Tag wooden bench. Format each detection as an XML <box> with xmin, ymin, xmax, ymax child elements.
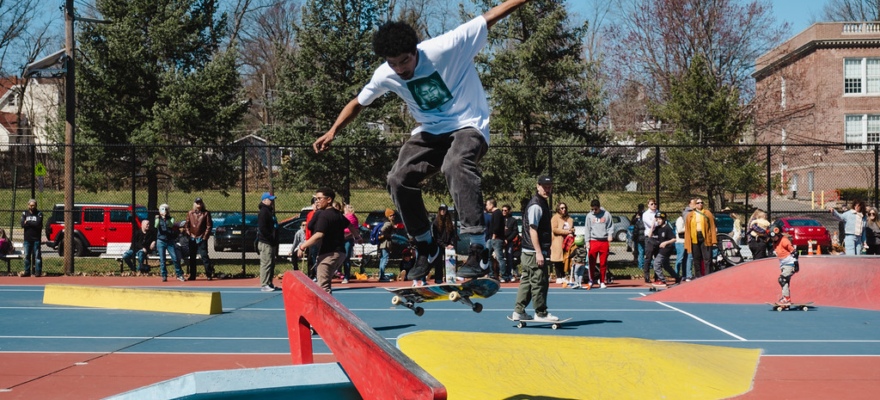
<box><xmin>1</xmin><ymin>242</ymin><xmax>24</xmax><ymax>273</ymax></box>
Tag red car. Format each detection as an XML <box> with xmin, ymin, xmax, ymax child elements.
<box><xmin>777</xmin><ymin>217</ymin><xmax>831</xmax><ymax>252</ymax></box>
<box><xmin>45</xmin><ymin>203</ymin><xmax>148</xmax><ymax>256</ymax></box>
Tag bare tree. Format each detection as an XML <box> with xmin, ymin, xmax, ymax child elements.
<box><xmin>820</xmin><ymin>0</ymin><xmax>880</xmax><ymax>21</ymax></box>
<box><xmin>604</xmin><ymin>0</ymin><xmax>790</xmax><ymax>103</ymax></box>
<box><xmin>0</xmin><ymin>0</ymin><xmax>39</xmax><ymax>77</ymax></box>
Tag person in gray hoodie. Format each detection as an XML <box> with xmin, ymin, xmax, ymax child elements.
<box><xmin>585</xmin><ymin>199</ymin><xmax>614</xmax><ymax>288</ymax></box>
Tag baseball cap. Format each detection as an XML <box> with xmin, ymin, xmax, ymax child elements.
<box><xmin>538</xmin><ymin>175</ymin><xmax>552</xmax><ymax>185</ymax></box>
<box><xmin>385</xmin><ymin>208</ymin><xmax>396</xmax><ymax>218</ymax></box>
<box><xmin>261</xmin><ymin>192</ymin><xmax>276</xmax><ymax>201</ymax></box>
<box><xmin>194</xmin><ymin>197</ymin><xmax>203</xmax><ymax>203</ymax></box>
<box><xmin>439</xmin><ymin>204</ymin><xmax>448</xmax><ymax>210</ymax></box>
<box><xmin>656</xmin><ymin>212</ymin><xmax>667</xmax><ymax>220</ymax></box>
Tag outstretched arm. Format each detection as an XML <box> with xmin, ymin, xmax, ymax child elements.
<box><xmin>483</xmin><ymin>0</ymin><xmax>531</xmax><ymax>29</ymax></box>
<box><xmin>313</xmin><ymin>98</ymin><xmax>365</xmax><ymax>153</ymax></box>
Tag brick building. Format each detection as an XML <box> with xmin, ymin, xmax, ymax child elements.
<box><xmin>753</xmin><ymin>22</ymin><xmax>880</xmax><ymax>199</ymax></box>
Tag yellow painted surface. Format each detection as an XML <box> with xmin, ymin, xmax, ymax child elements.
<box><xmin>398</xmin><ymin>331</ymin><xmax>760</xmax><ymax>400</ymax></box>
<box><xmin>43</xmin><ymin>284</ymin><xmax>222</xmax><ymax>315</ymax></box>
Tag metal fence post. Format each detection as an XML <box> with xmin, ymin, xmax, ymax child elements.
<box><xmin>654</xmin><ymin>145</ymin><xmax>660</xmax><ymax>205</ymax></box>
<box><xmin>766</xmin><ymin>145</ymin><xmax>772</xmax><ymax>220</ymax></box>
<box><xmin>344</xmin><ymin>146</ymin><xmax>351</xmax><ymax>204</ymax></box>
<box><xmin>875</xmin><ymin>144</ymin><xmax>879</xmax><ymax>210</ymax></box>
<box><xmin>547</xmin><ymin>146</ymin><xmax>553</xmax><ymax>208</ymax></box>
<box><xmin>131</xmin><ymin>146</ymin><xmax>136</xmax><ymax>208</ymax></box>
<box><xmin>30</xmin><ymin>143</ymin><xmax>35</xmax><ymax>199</ymax></box>
<box><xmin>241</xmin><ymin>145</ymin><xmax>247</xmax><ymax>276</ymax></box>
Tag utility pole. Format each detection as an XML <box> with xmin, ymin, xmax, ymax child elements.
<box><xmin>63</xmin><ymin>0</ymin><xmax>76</xmax><ymax>275</ymax></box>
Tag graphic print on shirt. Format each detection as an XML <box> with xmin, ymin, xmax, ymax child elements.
<box><xmin>406</xmin><ymin>71</ymin><xmax>453</xmax><ymax>111</ymax></box>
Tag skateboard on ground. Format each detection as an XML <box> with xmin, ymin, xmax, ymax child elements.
<box><xmin>386</xmin><ymin>278</ymin><xmax>500</xmax><ymax>316</ymax></box>
<box><xmin>765</xmin><ymin>301</ymin><xmax>814</xmax><ymax>311</ymax></box>
<box><xmin>647</xmin><ymin>282</ymin><xmax>678</xmax><ymax>291</ymax></box>
<box><xmin>506</xmin><ymin>316</ymin><xmax>572</xmax><ymax>330</ymax></box>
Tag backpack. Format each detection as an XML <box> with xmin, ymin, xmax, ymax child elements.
<box><xmin>369</xmin><ymin>224</ymin><xmax>384</xmax><ymax>245</ymax></box>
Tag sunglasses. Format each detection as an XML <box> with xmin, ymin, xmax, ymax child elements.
<box><xmin>696</xmin><ymin>202</ymin><xmax>704</xmax><ymax>204</ymax></box>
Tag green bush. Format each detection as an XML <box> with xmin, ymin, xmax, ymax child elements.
<box><xmin>837</xmin><ymin>188</ymin><xmax>875</xmax><ymax>202</ymax></box>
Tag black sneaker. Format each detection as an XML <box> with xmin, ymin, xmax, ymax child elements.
<box><xmin>408</xmin><ymin>241</ymin><xmax>441</xmax><ymax>281</ymax></box>
<box><xmin>457</xmin><ymin>244</ymin><xmax>490</xmax><ymax>279</ymax></box>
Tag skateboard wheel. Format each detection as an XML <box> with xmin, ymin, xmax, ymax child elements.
<box><xmin>414</xmin><ymin>307</ymin><xmax>424</xmax><ymax>317</ymax></box>
<box><xmin>802</xmin><ymin>306</ymin><xmax>809</xmax><ymax>311</ymax></box>
<box><xmin>776</xmin><ymin>307</ymin><xmax>783</xmax><ymax>312</ymax></box>
<box><xmin>472</xmin><ymin>302</ymin><xmax>483</xmax><ymax>313</ymax></box>
<box><xmin>391</xmin><ymin>296</ymin><xmax>402</xmax><ymax>306</ymax></box>
<box><xmin>552</xmin><ymin>324</ymin><xmax>559</xmax><ymax>330</ymax></box>
<box><xmin>517</xmin><ymin>322</ymin><xmax>525</xmax><ymax>328</ymax></box>
<box><xmin>449</xmin><ymin>291</ymin><xmax>461</xmax><ymax>302</ymax></box>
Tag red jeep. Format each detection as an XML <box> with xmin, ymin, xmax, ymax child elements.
<box><xmin>45</xmin><ymin>203</ymin><xmax>148</xmax><ymax>256</ymax></box>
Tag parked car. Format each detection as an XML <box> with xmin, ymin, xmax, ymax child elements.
<box><xmin>777</xmin><ymin>217</ymin><xmax>832</xmax><ymax>250</ymax></box>
<box><xmin>360</xmin><ymin>209</ymin><xmax>406</xmax><ymax>238</ymax></box>
<box><xmin>611</xmin><ymin>215</ymin><xmax>631</xmax><ymax>242</ymax></box>
<box><xmin>213</xmin><ymin>214</ymin><xmax>259</xmax><ymax>252</ymax></box>
<box><xmin>210</xmin><ymin>211</ymin><xmax>233</xmax><ymax>234</ymax></box>
<box><xmin>45</xmin><ymin>203</ymin><xmax>148</xmax><ymax>256</ymax></box>
<box><xmin>277</xmin><ymin>216</ymin><xmax>307</xmax><ymax>245</ymax></box>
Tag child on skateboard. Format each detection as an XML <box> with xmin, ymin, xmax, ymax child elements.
<box><xmin>568</xmin><ymin>235</ymin><xmax>588</xmax><ymax>289</ymax></box>
<box><xmin>770</xmin><ymin>222</ymin><xmax>797</xmax><ymax>305</ymax></box>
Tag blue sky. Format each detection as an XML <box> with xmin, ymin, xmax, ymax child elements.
<box><xmin>567</xmin><ymin>0</ymin><xmax>828</xmax><ymax>39</ymax></box>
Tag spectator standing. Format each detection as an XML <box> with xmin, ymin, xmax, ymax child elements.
<box><xmin>257</xmin><ymin>192</ymin><xmax>279</xmax><ymax>292</ymax></box>
<box><xmin>378</xmin><ymin>209</ymin><xmax>397</xmax><ymax>282</ymax></box>
<box><xmin>123</xmin><ymin>220</ymin><xmax>154</xmax><ymax>273</ymax></box>
<box><xmin>431</xmin><ymin>204</ymin><xmax>458</xmax><ymax>283</ymax></box>
<box><xmin>746</xmin><ymin>209</ymin><xmax>771</xmax><ymax>260</ymax></box>
<box><xmin>174</xmin><ymin>222</ymin><xmax>190</xmax><ymax>264</ymax></box>
<box><xmin>641</xmin><ymin>199</ymin><xmax>660</xmax><ymax>283</ymax></box>
<box><xmin>296</xmin><ymin>188</ymin><xmax>361</xmax><ymax>294</ymax></box>
<box><xmin>342</xmin><ymin>204</ymin><xmax>359</xmax><ymax>284</ymax></box>
<box><xmin>585</xmin><ymin>199</ymin><xmax>614</xmax><ymax>288</ymax></box>
<box><xmin>290</xmin><ymin>220</ymin><xmax>307</xmax><ymax>271</ymax></box>
<box><xmin>550</xmin><ymin>202</ymin><xmax>574</xmax><ymax>284</ymax></box>
<box><xmin>674</xmin><ymin>212</ymin><xmax>692</xmax><ymax>281</ymax></box>
<box><xmin>486</xmin><ymin>199</ymin><xmax>505</xmax><ymax>281</ymax></box>
<box><xmin>20</xmin><ymin>199</ymin><xmax>43</xmax><ymax>277</ymax></box>
<box><xmin>730</xmin><ymin>212</ymin><xmax>743</xmax><ymax>245</ymax></box>
<box><xmin>312</xmin><ymin>0</ymin><xmax>538</xmax><ymax>283</ymax></box>
<box><xmin>684</xmin><ymin>198</ymin><xmax>717</xmax><ymax>277</ymax></box>
<box><xmin>650</xmin><ymin>212</ymin><xmax>679</xmax><ymax>285</ymax></box>
<box><xmin>0</xmin><ymin>228</ymin><xmax>12</xmax><ymax>255</ymax></box>
<box><xmin>865</xmin><ymin>208</ymin><xmax>880</xmax><ymax>255</ymax></box>
<box><xmin>155</xmin><ymin>204</ymin><xmax>184</xmax><ymax>282</ymax></box>
<box><xmin>512</xmin><ymin>176</ymin><xmax>559</xmax><ymax>322</ymax></box>
<box><xmin>830</xmin><ymin>200</ymin><xmax>867</xmax><ymax>255</ymax></box>
<box><xmin>501</xmin><ymin>204</ymin><xmax>519</xmax><ymax>282</ymax></box>
<box><xmin>185</xmin><ymin>198</ymin><xmax>213</xmax><ymax>280</ymax></box>
<box><xmin>631</xmin><ymin>204</ymin><xmax>645</xmax><ymax>269</ymax></box>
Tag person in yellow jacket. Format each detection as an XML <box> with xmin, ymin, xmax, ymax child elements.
<box><xmin>684</xmin><ymin>198</ymin><xmax>717</xmax><ymax>278</ymax></box>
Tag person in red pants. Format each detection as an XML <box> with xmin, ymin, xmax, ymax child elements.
<box><xmin>585</xmin><ymin>199</ymin><xmax>614</xmax><ymax>288</ymax></box>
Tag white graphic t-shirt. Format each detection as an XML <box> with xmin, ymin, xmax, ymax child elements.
<box><xmin>357</xmin><ymin>16</ymin><xmax>491</xmax><ymax>144</ymax></box>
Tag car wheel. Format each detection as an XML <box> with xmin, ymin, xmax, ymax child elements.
<box><xmin>615</xmin><ymin>230</ymin><xmax>627</xmax><ymax>242</ymax></box>
<box><xmin>73</xmin><ymin>238</ymin><xmax>87</xmax><ymax>257</ymax></box>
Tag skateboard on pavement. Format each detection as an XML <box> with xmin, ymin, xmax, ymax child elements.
<box><xmin>765</xmin><ymin>301</ymin><xmax>814</xmax><ymax>311</ymax></box>
<box><xmin>506</xmin><ymin>316</ymin><xmax>572</xmax><ymax>330</ymax></box>
<box><xmin>386</xmin><ymin>278</ymin><xmax>500</xmax><ymax>316</ymax></box>
<box><xmin>648</xmin><ymin>282</ymin><xmax>678</xmax><ymax>291</ymax></box>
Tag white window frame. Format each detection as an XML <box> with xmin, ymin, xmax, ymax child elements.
<box><xmin>844</xmin><ymin>58</ymin><xmax>880</xmax><ymax>96</ymax></box>
<box><xmin>844</xmin><ymin>114</ymin><xmax>880</xmax><ymax>151</ymax></box>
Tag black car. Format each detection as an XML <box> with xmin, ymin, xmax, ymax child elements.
<box><xmin>277</xmin><ymin>216</ymin><xmax>307</xmax><ymax>245</ymax></box>
<box><xmin>360</xmin><ymin>209</ymin><xmax>407</xmax><ymax>238</ymax></box>
<box><xmin>214</xmin><ymin>214</ymin><xmax>259</xmax><ymax>252</ymax></box>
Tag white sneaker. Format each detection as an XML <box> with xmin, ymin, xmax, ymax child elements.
<box><xmin>555</xmin><ymin>278</ymin><xmax>565</xmax><ymax>284</ymax></box>
<box><xmin>511</xmin><ymin>311</ymin><xmax>533</xmax><ymax>321</ymax></box>
<box><xmin>535</xmin><ymin>313</ymin><xmax>559</xmax><ymax>322</ymax></box>
<box><xmin>261</xmin><ymin>285</ymin><xmax>276</xmax><ymax>292</ymax></box>
<box><xmin>341</xmin><ymin>279</ymin><xmax>349</xmax><ymax>284</ymax></box>
<box><xmin>600</xmin><ymin>282</ymin><xmax>607</xmax><ymax>289</ymax></box>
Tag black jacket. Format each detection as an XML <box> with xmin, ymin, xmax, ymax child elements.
<box><xmin>489</xmin><ymin>209</ymin><xmax>504</xmax><ymax>239</ymax></box>
<box><xmin>131</xmin><ymin>225</ymin><xmax>155</xmax><ymax>252</ymax></box>
<box><xmin>521</xmin><ymin>194</ymin><xmax>551</xmax><ymax>252</ymax></box>
<box><xmin>257</xmin><ymin>202</ymin><xmax>277</xmax><ymax>246</ymax></box>
<box><xmin>504</xmin><ymin>215</ymin><xmax>518</xmax><ymax>242</ymax></box>
<box><xmin>20</xmin><ymin>209</ymin><xmax>43</xmax><ymax>242</ymax></box>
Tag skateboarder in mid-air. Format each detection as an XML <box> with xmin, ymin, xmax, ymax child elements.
<box><xmin>770</xmin><ymin>222</ymin><xmax>797</xmax><ymax>305</ymax></box>
<box><xmin>312</xmin><ymin>0</ymin><xmax>535</xmax><ymax>283</ymax></box>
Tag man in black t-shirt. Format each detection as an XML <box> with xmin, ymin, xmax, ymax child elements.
<box><xmin>650</xmin><ymin>212</ymin><xmax>679</xmax><ymax>285</ymax></box>
<box><xmin>297</xmin><ymin>188</ymin><xmax>362</xmax><ymax>294</ymax></box>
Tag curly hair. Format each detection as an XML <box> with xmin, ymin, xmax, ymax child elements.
<box><xmin>373</xmin><ymin>21</ymin><xmax>419</xmax><ymax>58</ymax></box>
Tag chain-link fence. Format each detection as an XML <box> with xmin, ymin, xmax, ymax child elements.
<box><xmin>1</xmin><ymin>142</ymin><xmax>877</xmax><ymax>278</ymax></box>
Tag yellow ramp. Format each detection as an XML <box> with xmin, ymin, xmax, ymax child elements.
<box><xmin>398</xmin><ymin>331</ymin><xmax>760</xmax><ymax>400</ymax></box>
<box><xmin>43</xmin><ymin>284</ymin><xmax>222</xmax><ymax>315</ymax></box>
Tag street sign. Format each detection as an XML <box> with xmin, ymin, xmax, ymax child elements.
<box><xmin>35</xmin><ymin>162</ymin><xmax>47</xmax><ymax>177</ymax></box>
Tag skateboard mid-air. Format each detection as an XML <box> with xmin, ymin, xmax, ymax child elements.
<box><xmin>766</xmin><ymin>301</ymin><xmax>814</xmax><ymax>311</ymax></box>
<box><xmin>387</xmin><ymin>278</ymin><xmax>500</xmax><ymax>316</ymax></box>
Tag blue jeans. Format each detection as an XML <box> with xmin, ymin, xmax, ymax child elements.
<box><xmin>157</xmin><ymin>239</ymin><xmax>183</xmax><ymax>278</ymax></box>
<box><xmin>122</xmin><ymin>249</ymin><xmax>147</xmax><ymax>272</ymax></box>
<box><xmin>487</xmin><ymin>238</ymin><xmax>505</xmax><ymax>278</ymax></box>
<box><xmin>343</xmin><ymin>238</ymin><xmax>354</xmax><ymax>278</ymax></box>
<box><xmin>635</xmin><ymin>241</ymin><xmax>645</xmax><ymax>270</ymax></box>
<box><xmin>378</xmin><ymin>248</ymin><xmax>390</xmax><ymax>279</ymax></box>
<box><xmin>674</xmin><ymin>243</ymin><xmax>693</xmax><ymax>278</ymax></box>
<box><xmin>23</xmin><ymin>241</ymin><xmax>42</xmax><ymax>276</ymax></box>
<box><xmin>844</xmin><ymin>234</ymin><xmax>863</xmax><ymax>255</ymax></box>
<box><xmin>504</xmin><ymin>242</ymin><xmax>517</xmax><ymax>280</ymax></box>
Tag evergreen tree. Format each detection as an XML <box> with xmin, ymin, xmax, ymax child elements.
<box><xmin>68</xmin><ymin>0</ymin><xmax>247</xmax><ymax>211</ymax></box>
<box><xmin>271</xmin><ymin>0</ymin><xmax>401</xmax><ymax>200</ymax></box>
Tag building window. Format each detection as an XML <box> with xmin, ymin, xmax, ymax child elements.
<box><xmin>844</xmin><ymin>58</ymin><xmax>880</xmax><ymax>95</ymax></box>
<box><xmin>845</xmin><ymin>114</ymin><xmax>880</xmax><ymax>150</ymax></box>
